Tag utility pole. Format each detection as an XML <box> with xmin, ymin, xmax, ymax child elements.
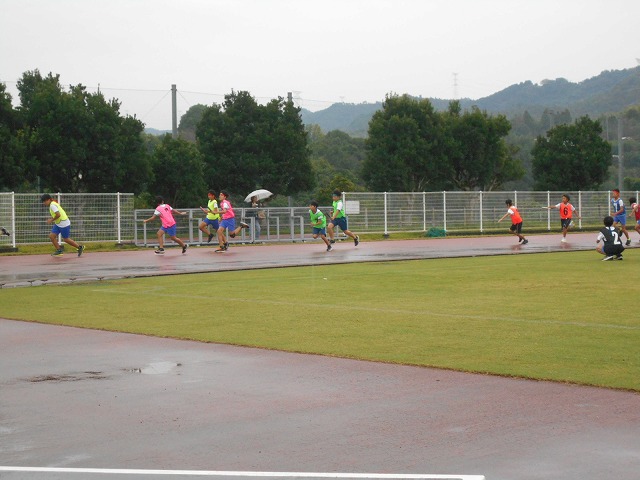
<box><xmin>453</xmin><ymin>73</ymin><xmax>458</xmax><ymax>100</ymax></box>
<box><xmin>171</xmin><ymin>84</ymin><xmax>178</xmax><ymax>138</ymax></box>
<box><xmin>617</xmin><ymin>117</ymin><xmax>624</xmax><ymax>189</ymax></box>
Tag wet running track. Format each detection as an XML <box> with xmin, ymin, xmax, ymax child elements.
<box><xmin>0</xmin><ymin>232</ymin><xmax>616</xmax><ymax>288</ymax></box>
<box><xmin>1</xmin><ymin>234</ymin><xmax>639</xmax><ymax>480</ymax></box>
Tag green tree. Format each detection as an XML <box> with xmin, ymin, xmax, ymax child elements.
<box><xmin>532</xmin><ymin>116</ymin><xmax>611</xmax><ymax>190</ymax></box>
<box><xmin>18</xmin><ymin>73</ymin><xmax>88</xmax><ymax>191</ymax></box>
<box><xmin>363</xmin><ymin>94</ymin><xmax>451</xmax><ymax>192</ymax></box>
<box><xmin>15</xmin><ymin>70</ymin><xmax>151</xmax><ymax>193</ymax></box>
<box><xmin>178</xmin><ymin>104</ymin><xmax>207</xmax><ymax>142</ymax></box>
<box><xmin>80</xmin><ymin>88</ymin><xmax>150</xmax><ymax>193</ymax></box>
<box><xmin>196</xmin><ymin>91</ymin><xmax>313</xmax><ymax>196</ymax></box>
<box><xmin>114</xmin><ymin>116</ymin><xmax>153</xmax><ymax>194</ymax></box>
<box><xmin>314</xmin><ymin>173</ymin><xmax>360</xmax><ymax>205</ymax></box>
<box><xmin>446</xmin><ymin>104</ymin><xmax>523</xmax><ymax>191</ymax></box>
<box><xmin>0</xmin><ymin>83</ymin><xmax>26</xmax><ymax>190</ymax></box>
<box><xmin>149</xmin><ymin>134</ymin><xmax>206</xmax><ymax>206</ymax></box>
<box><xmin>311</xmin><ymin>129</ymin><xmax>366</xmax><ymax>174</ymax></box>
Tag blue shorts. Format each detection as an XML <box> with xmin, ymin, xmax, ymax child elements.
<box><xmin>312</xmin><ymin>227</ymin><xmax>326</xmax><ymax>236</ymax></box>
<box><xmin>613</xmin><ymin>214</ymin><xmax>626</xmax><ymax>226</ymax></box>
<box><xmin>161</xmin><ymin>224</ymin><xmax>177</xmax><ymax>236</ymax></box>
<box><xmin>202</xmin><ymin>218</ymin><xmax>219</xmax><ymax>229</ymax></box>
<box><xmin>220</xmin><ymin>218</ymin><xmax>236</xmax><ymax>231</ymax></box>
<box><xmin>51</xmin><ymin>224</ymin><xmax>71</xmax><ymax>239</ymax></box>
<box><xmin>330</xmin><ymin>216</ymin><xmax>348</xmax><ymax>231</ymax></box>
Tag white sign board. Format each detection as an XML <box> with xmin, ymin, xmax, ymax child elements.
<box><xmin>345</xmin><ymin>200</ymin><xmax>360</xmax><ymax>215</ymax></box>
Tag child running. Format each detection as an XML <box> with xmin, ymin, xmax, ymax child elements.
<box><xmin>327</xmin><ymin>190</ymin><xmax>359</xmax><ymax>246</ymax></box>
<box><xmin>629</xmin><ymin>197</ymin><xmax>640</xmax><ymax>242</ymax></box>
<box><xmin>143</xmin><ymin>196</ymin><xmax>188</xmax><ymax>255</ymax></box>
<box><xmin>498</xmin><ymin>199</ymin><xmax>528</xmax><ymax>244</ymax></box>
<box><xmin>199</xmin><ymin>190</ymin><xmax>220</xmax><ymax>243</ymax></box>
<box><xmin>545</xmin><ymin>194</ymin><xmax>581</xmax><ymax>243</ymax></box>
<box><xmin>41</xmin><ymin>194</ymin><xmax>85</xmax><ymax>257</ymax></box>
<box><xmin>309</xmin><ymin>201</ymin><xmax>332</xmax><ymax>252</ymax></box>
<box><xmin>215</xmin><ymin>191</ymin><xmax>249</xmax><ymax>252</ymax></box>
<box><xmin>611</xmin><ymin>189</ymin><xmax>631</xmax><ymax>246</ymax></box>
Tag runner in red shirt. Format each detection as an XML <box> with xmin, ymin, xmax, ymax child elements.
<box><xmin>545</xmin><ymin>194</ymin><xmax>581</xmax><ymax>243</ymax></box>
<box><xmin>498</xmin><ymin>199</ymin><xmax>528</xmax><ymax>245</ymax></box>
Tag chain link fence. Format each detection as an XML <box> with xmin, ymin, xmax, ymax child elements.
<box><xmin>2</xmin><ymin>190</ymin><xmax>639</xmax><ymax>247</ymax></box>
<box><xmin>343</xmin><ymin>191</ymin><xmax>640</xmax><ymax>235</ymax></box>
<box><xmin>0</xmin><ymin>192</ymin><xmax>134</xmax><ymax>248</ymax></box>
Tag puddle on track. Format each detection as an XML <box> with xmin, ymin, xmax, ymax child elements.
<box><xmin>125</xmin><ymin>361</ymin><xmax>181</xmax><ymax>375</ymax></box>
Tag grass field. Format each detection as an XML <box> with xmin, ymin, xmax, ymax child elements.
<box><xmin>1</xmin><ymin>251</ymin><xmax>639</xmax><ymax>391</ymax></box>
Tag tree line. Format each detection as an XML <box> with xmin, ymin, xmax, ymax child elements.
<box><xmin>1</xmin><ymin>71</ymin><xmax>624</xmax><ymax>209</ymax></box>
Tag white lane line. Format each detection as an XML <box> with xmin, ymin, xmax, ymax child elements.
<box><xmin>0</xmin><ymin>467</ymin><xmax>484</xmax><ymax>479</ymax></box>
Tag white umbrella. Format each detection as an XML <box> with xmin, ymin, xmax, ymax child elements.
<box><xmin>244</xmin><ymin>189</ymin><xmax>273</xmax><ymax>203</ymax></box>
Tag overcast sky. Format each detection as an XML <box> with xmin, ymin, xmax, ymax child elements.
<box><xmin>2</xmin><ymin>0</ymin><xmax>639</xmax><ymax>130</ymax></box>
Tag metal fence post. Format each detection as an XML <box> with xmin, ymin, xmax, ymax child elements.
<box><xmin>422</xmin><ymin>192</ymin><xmax>426</xmax><ymax>231</ymax></box>
<box><xmin>578</xmin><ymin>191</ymin><xmax>582</xmax><ymax>229</ymax></box>
<box><xmin>547</xmin><ymin>191</ymin><xmax>551</xmax><ymax>230</ymax></box>
<box><xmin>443</xmin><ymin>191</ymin><xmax>447</xmax><ymax>232</ymax></box>
<box><xmin>479</xmin><ymin>191</ymin><xmax>483</xmax><ymax>233</ymax></box>
<box><xmin>290</xmin><ymin>208</ymin><xmax>295</xmax><ymax>241</ymax></box>
<box><xmin>116</xmin><ymin>192</ymin><xmax>122</xmax><ymax>244</ymax></box>
<box><xmin>384</xmin><ymin>192</ymin><xmax>388</xmax><ymax>236</ymax></box>
<box><xmin>134</xmin><ymin>210</ymin><xmax>138</xmax><ymax>246</ymax></box>
<box><xmin>10</xmin><ymin>192</ymin><xmax>16</xmax><ymax>248</ymax></box>
<box><xmin>56</xmin><ymin>192</ymin><xmax>62</xmax><ymax>245</ymax></box>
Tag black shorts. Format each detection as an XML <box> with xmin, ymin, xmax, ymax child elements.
<box><xmin>510</xmin><ymin>222</ymin><xmax>522</xmax><ymax>234</ymax></box>
<box><xmin>603</xmin><ymin>244</ymin><xmax>624</xmax><ymax>256</ymax></box>
<box><xmin>561</xmin><ymin>218</ymin><xmax>572</xmax><ymax>229</ymax></box>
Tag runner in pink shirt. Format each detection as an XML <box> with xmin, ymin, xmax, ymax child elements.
<box><xmin>143</xmin><ymin>196</ymin><xmax>189</xmax><ymax>255</ymax></box>
<box><xmin>215</xmin><ymin>191</ymin><xmax>249</xmax><ymax>252</ymax></box>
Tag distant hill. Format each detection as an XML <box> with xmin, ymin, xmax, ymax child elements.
<box><xmin>144</xmin><ymin>127</ymin><xmax>171</xmax><ymax>136</ymax></box>
<box><xmin>300</xmin><ymin>102</ymin><xmax>382</xmax><ymax>137</ymax></box>
<box><xmin>301</xmin><ymin>66</ymin><xmax>640</xmax><ymax>135</ymax></box>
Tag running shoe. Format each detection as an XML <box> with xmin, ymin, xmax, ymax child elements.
<box><xmin>326</xmin><ymin>244</ymin><xmax>332</xmax><ymax>252</ymax></box>
<box><xmin>77</xmin><ymin>245</ymin><xmax>85</xmax><ymax>257</ymax></box>
<box><xmin>561</xmin><ymin>238</ymin><xmax>567</xmax><ymax>243</ymax></box>
<box><xmin>51</xmin><ymin>248</ymin><xmax>64</xmax><ymax>257</ymax></box>
<box><xmin>615</xmin><ymin>254</ymin><xmax>624</xmax><ymax>260</ymax></box>
<box><xmin>215</xmin><ymin>247</ymin><xmax>226</xmax><ymax>253</ymax></box>
<box><xmin>240</xmin><ymin>221</ymin><xmax>249</xmax><ymax>229</ymax></box>
<box><xmin>224</xmin><ymin>242</ymin><xmax>229</xmax><ymax>250</ymax></box>
<box><xmin>154</xmin><ymin>248</ymin><xmax>165</xmax><ymax>255</ymax></box>
<box><xmin>602</xmin><ymin>255</ymin><xmax>614</xmax><ymax>261</ymax></box>
<box><xmin>329</xmin><ymin>239</ymin><xmax>335</xmax><ymax>244</ymax></box>
<box><xmin>625</xmin><ymin>239</ymin><xmax>631</xmax><ymax>246</ymax></box>
<box><xmin>522</xmin><ymin>239</ymin><xmax>528</xmax><ymax>245</ymax></box>
<box><xmin>182</xmin><ymin>244</ymin><xmax>188</xmax><ymax>254</ymax></box>
<box><xmin>207</xmin><ymin>233</ymin><xmax>214</xmax><ymax>243</ymax></box>
<box><xmin>354</xmin><ymin>235</ymin><xmax>360</xmax><ymax>246</ymax></box>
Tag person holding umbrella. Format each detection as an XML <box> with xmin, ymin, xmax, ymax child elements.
<box><xmin>244</xmin><ymin>189</ymin><xmax>273</xmax><ymax>241</ymax></box>
<box><xmin>245</xmin><ymin>195</ymin><xmax>263</xmax><ymax>240</ymax></box>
